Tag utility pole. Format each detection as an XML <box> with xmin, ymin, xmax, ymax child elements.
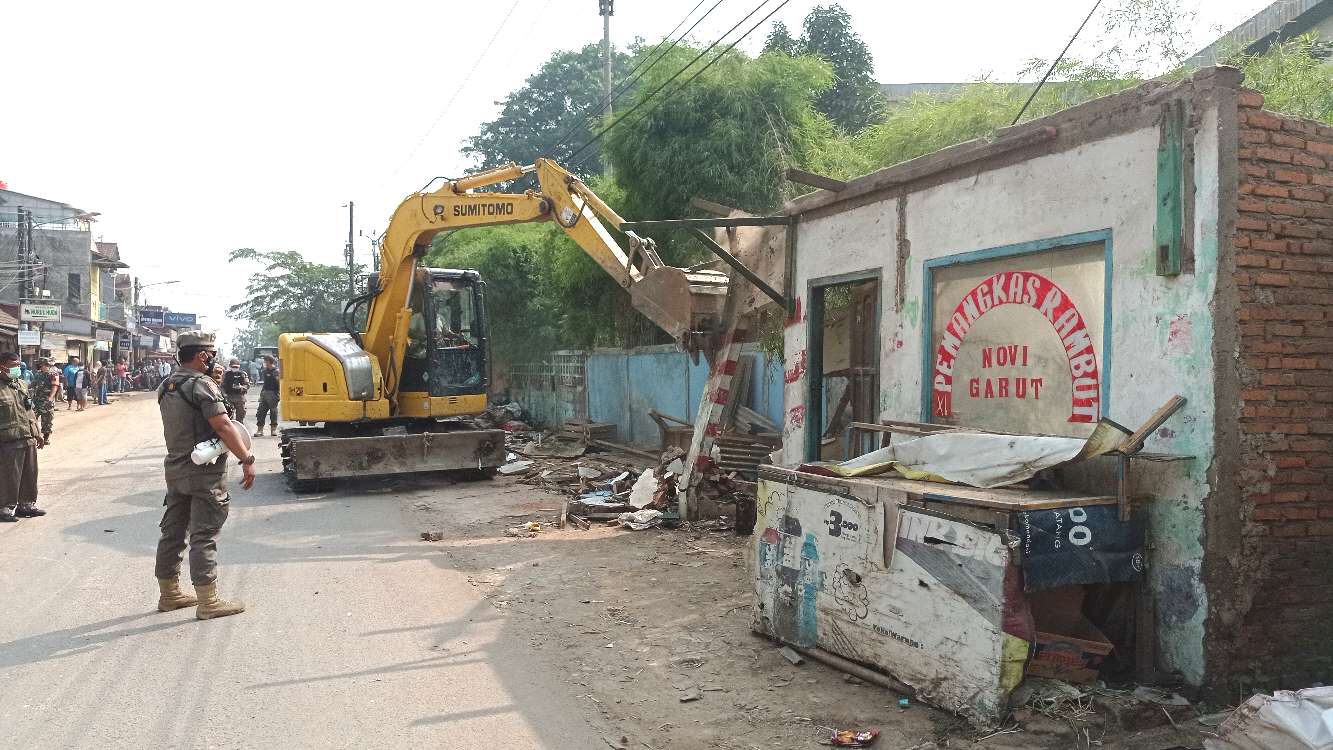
<box><xmin>599</xmin><ymin>0</ymin><xmax>614</xmax><ymax>118</ymax></box>
<box><xmin>16</xmin><ymin>207</ymin><xmax>39</xmax><ymax>361</ymax></box>
<box><xmin>344</xmin><ymin>201</ymin><xmax>356</xmax><ymax>299</ymax></box>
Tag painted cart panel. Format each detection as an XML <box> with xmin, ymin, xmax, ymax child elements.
<box><xmin>752</xmin><ymin>473</ymin><xmax>1019</xmax><ymax>724</ymax></box>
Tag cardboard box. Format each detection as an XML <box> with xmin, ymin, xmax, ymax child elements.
<box><xmin>1026</xmin><ymin>586</ymin><xmax>1114</xmax><ymax>683</ymax></box>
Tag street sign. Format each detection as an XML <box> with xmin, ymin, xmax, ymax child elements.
<box><xmin>163</xmin><ymin>312</ymin><xmax>197</xmax><ymax>326</ymax></box>
<box><xmin>140</xmin><ymin>309</ymin><xmax>164</xmax><ymax>327</ymax></box>
<box><xmin>118</xmin><ymin>338</ymin><xmax>130</xmax><ymax>350</ymax></box>
<box><xmin>20</xmin><ymin>303</ymin><xmax>61</xmax><ymax>322</ymax></box>
<box><xmin>17</xmin><ymin>330</ymin><xmax>40</xmax><ymax>346</ymax></box>
<box><xmin>95</xmin><ymin>329</ymin><xmax>114</xmax><ymax>342</ymax></box>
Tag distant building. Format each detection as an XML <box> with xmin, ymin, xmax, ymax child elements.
<box><xmin>1185</xmin><ymin>0</ymin><xmax>1333</xmax><ymax>68</ymax></box>
<box><xmin>0</xmin><ymin>187</ymin><xmax>130</xmax><ymax>362</ymax></box>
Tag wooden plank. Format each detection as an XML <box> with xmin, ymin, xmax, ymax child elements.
<box><xmin>764</xmin><ymin>466</ymin><xmax>1115</xmax><ymax>511</ymax></box>
<box><xmin>1117</xmin><ymin>453</ymin><xmax>1133</xmax><ymax>522</ymax></box>
<box><xmin>784</xmin><ymin>167</ymin><xmax>848</xmax><ymax>192</ymax></box>
<box><xmin>1118</xmin><ymin>395</ymin><xmax>1186</xmax><ymax>454</ymax></box>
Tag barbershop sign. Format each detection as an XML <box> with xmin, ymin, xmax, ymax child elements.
<box><xmin>929</xmin><ymin>240</ymin><xmax>1106</xmax><ymax>437</ymax></box>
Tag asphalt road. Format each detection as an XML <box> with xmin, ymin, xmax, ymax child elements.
<box><xmin>0</xmin><ymin>390</ymin><xmax>602</xmax><ymax>749</ymax></box>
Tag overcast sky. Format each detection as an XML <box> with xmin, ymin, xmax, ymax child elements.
<box><xmin>4</xmin><ymin>0</ymin><xmax>1266</xmax><ymax>352</ymax></box>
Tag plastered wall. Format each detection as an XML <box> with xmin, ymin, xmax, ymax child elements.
<box><xmin>781</xmin><ymin>93</ymin><xmax>1227</xmax><ymax>683</ymax></box>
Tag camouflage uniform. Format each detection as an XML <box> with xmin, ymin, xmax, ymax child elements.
<box><xmin>155</xmin><ymin>365</ymin><xmax>232</xmax><ymax>586</ymax></box>
<box><xmin>0</xmin><ymin>373</ymin><xmax>42</xmax><ymax>518</ymax></box>
<box><xmin>30</xmin><ymin>365</ymin><xmax>54</xmax><ymax>441</ymax></box>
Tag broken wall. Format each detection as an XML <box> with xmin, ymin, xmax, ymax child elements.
<box><xmin>1207</xmin><ymin>92</ymin><xmax>1333</xmax><ymax>693</ymax></box>
<box><xmin>782</xmin><ymin>69</ymin><xmax>1243</xmax><ymax>686</ymax></box>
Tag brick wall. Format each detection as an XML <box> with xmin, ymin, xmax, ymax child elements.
<box><xmin>1228</xmin><ymin>88</ymin><xmax>1333</xmax><ymax>688</ymax></box>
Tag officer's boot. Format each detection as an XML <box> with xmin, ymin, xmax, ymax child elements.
<box><xmin>157</xmin><ymin>578</ymin><xmax>198</xmax><ymax>611</ymax></box>
<box><xmin>194</xmin><ymin>582</ymin><xmax>245</xmax><ymax>620</ymax></box>
<box><xmin>269</xmin><ymin>424</ymin><xmax>278</xmax><ymax>436</ymax></box>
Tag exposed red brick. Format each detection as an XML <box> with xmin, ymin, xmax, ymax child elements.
<box><xmin>1246</xmin><ymin>111</ymin><xmax>1285</xmax><ymax>130</ymax></box>
<box><xmin>1291</xmin><ymin>188</ymin><xmax>1327</xmax><ymax>202</ymax></box>
<box><xmin>1236</xmin><ymin>253</ymin><xmax>1268</xmax><ymax>267</ymax></box>
<box><xmin>1256</xmin><ymin>147</ymin><xmax>1294</xmax><ymax>163</ymax></box>
<box><xmin>1292</xmin><ymin>152</ymin><xmax>1327</xmax><ymax>168</ymax></box>
<box><xmin>1307</xmin><ymin>140</ymin><xmax>1333</xmax><ymax>157</ymax></box>
<box><xmin>1252</xmin><ymin>238</ymin><xmax>1290</xmax><ymax>252</ymax></box>
<box><xmin>1238</xmin><ymin>90</ymin><xmax>1265</xmax><ymax>108</ymax></box>
<box><xmin>1253</xmin><ymin>184</ymin><xmax>1291</xmax><ymax>199</ymax></box>
<box><xmin>1238</xmin><ymin>198</ymin><xmax>1268</xmax><ymax>213</ymax></box>
<box><xmin>1240</xmin><ymin>129</ymin><xmax>1269</xmax><ymax>144</ymax></box>
<box><xmin>1272</xmin><ymin>133</ymin><xmax>1307</xmax><ymax>149</ymax></box>
<box><xmin>1272</xmin><ymin>169</ymin><xmax>1310</xmax><ymax>184</ymax></box>
<box><xmin>1269</xmin><ymin>202</ymin><xmax>1306</xmax><ymax>217</ymax></box>
<box><xmin>1275</xmin><ymin>223</ymin><xmax>1318</xmax><ymax>239</ymax></box>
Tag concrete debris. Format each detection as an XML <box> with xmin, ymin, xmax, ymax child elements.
<box><xmin>419</xmin><ymin>531</ymin><xmax>443</xmax><ymax>542</ymax></box>
<box><xmin>628</xmin><ymin>471</ymin><xmax>659</xmax><ymax>509</ymax></box>
<box><xmin>504</xmin><ymin>522</ymin><xmax>542</xmax><ymax>538</ymax></box>
<box><xmin>613</xmin><ymin>509</ymin><xmax>663</xmax><ymax>530</ymax></box>
<box><xmin>779</xmin><ymin>646</ymin><xmax>804</xmax><ymax>665</ymax></box>
<box><xmin>498</xmin><ymin>460</ymin><xmax>535</xmax><ymax>475</ymax></box>
<box><xmin>678</xmin><ymin>687</ymin><xmax>702</xmax><ymax>702</ymax></box>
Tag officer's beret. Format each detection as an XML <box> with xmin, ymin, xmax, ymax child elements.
<box><xmin>177</xmin><ymin>331</ymin><xmax>217</xmax><ymax>348</ymax></box>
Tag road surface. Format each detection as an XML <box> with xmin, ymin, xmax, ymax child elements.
<box><xmin>0</xmin><ymin>391</ymin><xmax>602</xmax><ymax>749</ymax></box>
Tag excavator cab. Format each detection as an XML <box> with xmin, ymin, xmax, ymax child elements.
<box><xmin>399</xmin><ymin>268</ymin><xmax>488</xmax><ymax>400</ymax></box>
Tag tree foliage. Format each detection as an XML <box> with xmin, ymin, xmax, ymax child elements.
<box><xmin>1233</xmin><ymin>35</ymin><xmax>1333</xmax><ymax>123</ymax></box>
<box><xmin>762</xmin><ymin>5</ymin><xmax>885</xmax><ymax>133</ymax></box>
<box><xmin>226</xmin><ymin>248</ymin><xmax>356</xmax><ymax>337</ymax></box>
<box><xmin>605</xmin><ymin>48</ymin><xmax>835</xmax><ymax>227</ymax></box>
<box><xmin>464</xmin><ymin>43</ymin><xmax>631</xmax><ymax>176</ymax></box>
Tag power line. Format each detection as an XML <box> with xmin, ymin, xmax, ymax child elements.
<box><xmin>545</xmin><ymin>0</ymin><xmax>722</xmax><ymax>159</ymax></box>
<box><xmin>1011</xmin><ymin>0</ymin><xmax>1103</xmax><ymax>126</ymax></box>
<box><xmin>383</xmin><ymin>0</ymin><xmax>524</xmax><ymax>184</ymax></box>
<box><xmin>568</xmin><ymin>0</ymin><xmax>794</xmax><ymax>171</ymax></box>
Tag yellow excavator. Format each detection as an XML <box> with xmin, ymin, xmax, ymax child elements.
<box><xmin>277</xmin><ymin>159</ymin><xmax>728</xmax><ymax>490</ymax></box>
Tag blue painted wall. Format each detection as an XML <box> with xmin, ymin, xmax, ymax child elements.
<box><xmin>586</xmin><ymin>344</ymin><xmax>785</xmax><ymax>447</ymax></box>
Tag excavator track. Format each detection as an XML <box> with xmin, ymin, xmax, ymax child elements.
<box><xmin>279</xmin><ymin>425</ymin><xmax>506</xmax><ymax>493</ymax></box>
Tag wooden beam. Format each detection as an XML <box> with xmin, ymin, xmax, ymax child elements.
<box><xmin>688</xmin><ymin>197</ymin><xmax>737</xmax><ymax>217</ymax></box>
<box><xmin>689</xmin><ymin>229</ymin><xmax>786</xmax><ymax>307</ymax></box>
<box><xmin>784</xmin><ymin>167</ymin><xmax>848</xmax><ymax>192</ymax></box>
<box><xmin>620</xmin><ymin>216</ymin><xmax>792</xmax><ymax>231</ymax></box>
<box><xmin>1119</xmin><ymin>395</ymin><xmax>1186</xmax><ymax>454</ymax></box>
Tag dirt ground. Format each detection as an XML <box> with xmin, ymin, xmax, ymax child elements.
<box><xmin>382</xmin><ymin>472</ymin><xmax>1215</xmax><ymax>750</ymax></box>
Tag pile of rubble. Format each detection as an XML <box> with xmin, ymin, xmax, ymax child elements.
<box><xmin>496</xmin><ymin>420</ymin><xmax>688</xmax><ymax>532</ymax></box>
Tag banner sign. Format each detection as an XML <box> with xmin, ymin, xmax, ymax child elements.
<box><xmin>163</xmin><ymin>312</ymin><xmax>196</xmax><ymax>327</ymax></box>
<box><xmin>118</xmin><ymin>338</ymin><xmax>131</xmax><ymax>350</ymax></box>
<box><xmin>139</xmin><ymin>309</ymin><xmax>164</xmax><ymax>327</ymax></box>
<box><xmin>928</xmin><ymin>239</ymin><xmax>1106</xmax><ymax>437</ymax></box>
<box><xmin>20</xmin><ymin>303</ymin><xmax>61</xmax><ymax>322</ymax></box>
<box><xmin>95</xmin><ymin>328</ymin><xmax>115</xmax><ymax>342</ymax></box>
<box><xmin>17</xmin><ymin>330</ymin><xmax>40</xmax><ymax>346</ymax></box>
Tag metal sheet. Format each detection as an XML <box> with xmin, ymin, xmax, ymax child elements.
<box><xmin>287</xmin><ymin>429</ymin><xmax>505</xmax><ymax>479</ymax></box>
<box><xmin>929</xmin><ymin>242</ymin><xmax>1106</xmax><ymax>436</ymax></box>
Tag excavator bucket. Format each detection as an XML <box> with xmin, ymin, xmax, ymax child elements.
<box><xmin>629</xmin><ymin>265</ymin><xmax>730</xmax><ymax>362</ymax></box>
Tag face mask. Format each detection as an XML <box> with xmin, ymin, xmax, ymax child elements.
<box><xmin>5</xmin><ymin>367</ymin><xmax>19</xmax><ymax>380</ymax></box>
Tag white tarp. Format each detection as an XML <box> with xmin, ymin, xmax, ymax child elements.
<box><xmin>1205</xmin><ymin>687</ymin><xmax>1333</xmax><ymax>750</ymax></box>
<box><xmin>804</xmin><ymin>423</ymin><xmax>1128</xmax><ymax>488</ymax></box>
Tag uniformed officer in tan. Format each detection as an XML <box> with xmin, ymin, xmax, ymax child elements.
<box><xmin>154</xmin><ymin>332</ymin><xmax>256</xmax><ymax>620</ymax></box>
<box><xmin>0</xmin><ymin>351</ymin><xmax>46</xmax><ymax>523</ymax></box>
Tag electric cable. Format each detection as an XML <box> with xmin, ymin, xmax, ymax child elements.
<box><xmin>384</xmin><ymin>0</ymin><xmax>524</xmax><ymax>185</ymax></box>
<box><xmin>568</xmin><ymin>0</ymin><xmax>794</xmax><ymax>172</ymax></box>
<box><xmin>544</xmin><ymin>0</ymin><xmax>722</xmax><ymax>159</ymax></box>
<box><xmin>1012</xmin><ymin>0</ymin><xmax>1103</xmax><ymax>125</ymax></box>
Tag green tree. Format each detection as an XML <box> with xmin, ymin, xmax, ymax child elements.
<box><xmin>464</xmin><ymin>43</ymin><xmax>632</xmax><ymax>176</ymax></box>
<box><xmin>1233</xmin><ymin>34</ymin><xmax>1333</xmax><ymax>123</ymax></box>
<box><xmin>762</xmin><ymin>20</ymin><xmax>800</xmax><ymax>56</ymax></box>
<box><xmin>227</xmin><ymin>249</ymin><xmax>356</xmax><ymax>337</ymax></box>
<box><xmin>605</xmin><ymin>48</ymin><xmax>836</xmax><ymax>229</ymax></box>
<box><xmin>800</xmin><ymin>4</ymin><xmax>886</xmax><ymax>134</ymax></box>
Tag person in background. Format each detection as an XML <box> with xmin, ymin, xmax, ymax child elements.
<box><xmin>116</xmin><ymin>357</ymin><xmax>129</xmax><ymax>393</ymax></box>
<box><xmin>53</xmin><ymin>362</ymin><xmax>66</xmax><ymax>402</ymax></box>
<box><xmin>65</xmin><ymin>356</ymin><xmax>85</xmax><ymax>411</ymax></box>
<box><xmin>31</xmin><ymin>359</ymin><xmax>55</xmax><ymax>445</ymax></box>
<box><xmin>222</xmin><ymin>358</ymin><xmax>251</xmax><ymax>424</ymax></box>
<box><xmin>95</xmin><ymin>360</ymin><xmax>111</xmax><ymax>405</ymax></box>
<box><xmin>247</xmin><ymin>359</ymin><xmax>261</xmax><ymax>384</ymax></box>
<box><xmin>254</xmin><ymin>355</ymin><xmax>280</xmax><ymax>437</ymax></box>
<box><xmin>0</xmin><ymin>351</ymin><xmax>46</xmax><ymax>522</ymax></box>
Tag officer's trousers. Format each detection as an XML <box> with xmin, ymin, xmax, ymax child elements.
<box><xmin>155</xmin><ymin>471</ymin><xmax>230</xmax><ymax>586</ymax></box>
<box><xmin>255</xmin><ymin>391</ymin><xmax>279</xmax><ymax>429</ymax></box>
<box><xmin>0</xmin><ymin>438</ymin><xmax>38</xmax><ymax>514</ymax></box>
<box><xmin>228</xmin><ymin>395</ymin><xmax>247</xmax><ymax>424</ymax></box>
